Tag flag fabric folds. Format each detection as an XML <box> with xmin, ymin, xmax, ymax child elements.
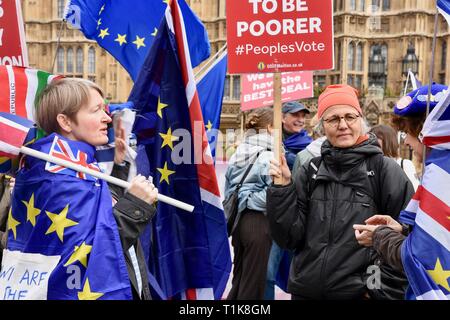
<box><xmin>197</xmin><ymin>51</ymin><xmax>228</xmax><ymax>161</ymax></box>
<box><xmin>400</xmin><ymin>90</ymin><xmax>450</xmax><ymax>300</ymax></box>
<box><xmin>128</xmin><ymin>1</ymin><xmax>231</xmax><ymax>299</ymax></box>
<box><xmin>0</xmin><ymin>112</ymin><xmax>34</xmax><ymax>158</ymax></box>
<box><xmin>0</xmin><ymin>133</ymin><xmax>132</xmax><ymax>300</ymax></box>
<box><xmin>66</xmin><ymin>0</ymin><xmax>210</xmax><ymax>80</ymax></box>
<box><xmin>0</xmin><ymin>66</ymin><xmax>61</xmax><ymax>173</ymax></box>
<box><xmin>438</xmin><ymin>0</ymin><xmax>450</xmax><ymax>26</ymax></box>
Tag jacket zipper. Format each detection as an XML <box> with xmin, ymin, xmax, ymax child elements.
<box><xmin>319</xmin><ymin>182</ymin><xmax>338</xmax><ymax>297</ymax></box>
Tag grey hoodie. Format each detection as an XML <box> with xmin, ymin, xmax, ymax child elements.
<box><xmin>224</xmin><ymin>133</ymin><xmax>274</xmax><ymax>214</ymax></box>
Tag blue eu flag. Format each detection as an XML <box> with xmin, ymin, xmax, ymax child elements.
<box><xmin>65</xmin><ymin>0</ymin><xmax>210</xmax><ymax>80</ymax></box>
<box><xmin>197</xmin><ymin>52</ymin><xmax>227</xmax><ymax>161</ymax></box>
<box><xmin>128</xmin><ymin>2</ymin><xmax>231</xmax><ymax>299</ymax></box>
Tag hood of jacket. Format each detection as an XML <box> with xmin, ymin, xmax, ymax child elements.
<box><xmin>283</xmin><ymin>129</ymin><xmax>313</xmax><ymax>154</ymax></box>
<box><xmin>229</xmin><ymin>132</ymin><xmax>273</xmax><ymax>168</ymax></box>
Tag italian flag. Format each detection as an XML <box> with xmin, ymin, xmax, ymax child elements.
<box><xmin>0</xmin><ymin>66</ymin><xmax>62</xmax><ymax>172</ymax></box>
<box><xmin>0</xmin><ymin>65</ymin><xmax>62</xmax><ymax>120</ymax></box>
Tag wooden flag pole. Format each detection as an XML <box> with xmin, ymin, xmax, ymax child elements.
<box><xmin>19</xmin><ymin>146</ymin><xmax>195</xmax><ymax>213</ymax></box>
<box><xmin>273</xmin><ymin>72</ymin><xmax>283</xmax><ymax>185</ymax></box>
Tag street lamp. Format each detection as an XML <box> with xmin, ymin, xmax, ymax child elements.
<box><xmin>368</xmin><ymin>45</ymin><xmax>386</xmax><ymax>88</ymax></box>
<box><xmin>402</xmin><ymin>43</ymin><xmax>419</xmax><ymax>76</ymax></box>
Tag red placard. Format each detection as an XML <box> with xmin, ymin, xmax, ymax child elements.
<box><xmin>241</xmin><ymin>71</ymin><xmax>313</xmax><ymax>111</ymax></box>
<box><xmin>0</xmin><ymin>0</ymin><xmax>28</xmax><ymax>66</ymax></box>
<box><xmin>226</xmin><ymin>0</ymin><xmax>333</xmax><ymax>74</ymax></box>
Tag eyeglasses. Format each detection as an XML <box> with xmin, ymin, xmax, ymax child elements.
<box><xmin>322</xmin><ymin>113</ymin><xmax>360</xmax><ymax>128</ymax></box>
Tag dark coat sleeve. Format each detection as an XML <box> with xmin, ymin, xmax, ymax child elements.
<box><xmin>378</xmin><ymin>157</ymin><xmax>415</xmax><ymax>219</ymax></box>
<box><xmin>113</xmin><ymin>192</ymin><xmax>156</xmax><ymax>252</ymax></box>
<box><xmin>266</xmin><ymin>163</ymin><xmax>309</xmax><ymax>250</ymax></box>
<box><xmin>373</xmin><ymin>225</ymin><xmax>406</xmax><ymax>273</ymax></box>
<box><xmin>108</xmin><ymin>162</ymin><xmax>156</xmax><ymax>252</ymax></box>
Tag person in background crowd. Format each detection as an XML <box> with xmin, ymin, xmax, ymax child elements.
<box><xmin>225</xmin><ymin>107</ymin><xmax>274</xmax><ymax>300</ymax></box>
<box><xmin>268</xmin><ymin>84</ymin><xmax>414</xmax><ymax>299</ymax></box>
<box><xmin>370</xmin><ymin>124</ymin><xmax>420</xmax><ymax>190</ymax></box>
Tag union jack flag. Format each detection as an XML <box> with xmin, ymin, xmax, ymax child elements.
<box><xmin>400</xmin><ymin>88</ymin><xmax>450</xmax><ymax>300</ymax></box>
<box><xmin>46</xmin><ymin>135</ymin><xmax>101</xmax><ymax>181</ymax></box>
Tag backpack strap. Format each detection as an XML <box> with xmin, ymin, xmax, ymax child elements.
<box><xmin>306</xmin><ymin>156</ymin><xmax>322</xmax><ymax>199</ymax></box>
<box><xmin>235</xmin><ymin>151</ymin><xmax>262</xmax><ymax>191</ymax></box>
<box><xmin>365</xmin><ymin>153</ymin><xmax>385</xmax><ymax>212</ymax></box>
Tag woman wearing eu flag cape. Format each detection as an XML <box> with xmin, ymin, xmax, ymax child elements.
<box><xmin>2</xmin><ymin>78</ymin><xmax>158</xmax><ymax>300</ymax></box>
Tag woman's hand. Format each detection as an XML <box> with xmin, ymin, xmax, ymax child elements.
<box><xmin>114</xmin><ymin>117</ymin><xmax>127</xmax><ymax>165</ymax></box>
<box><xmin>127</xmin><ymin>175</ymin><xmax>158</xmax><ymax>205</ymax></box>
<box><xmin>353</xmin><ymin>224</ymin><xmax>378</xmax><ymax>247</ymax></box>
<box><xmin>269</xmin><ymin>154</ymin><xmax>291</xmax><ymax>186</ymax></box>
<box><xmin>365</xmin><ymin>215</ymin><xmax>402</xmax><ymax>233</ymax></box>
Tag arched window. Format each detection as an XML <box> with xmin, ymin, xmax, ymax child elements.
<box><xmin>58</xmin><ymin>0</ymin><xmax>66</xmax><ymax>18</ymax></box>
<box><xmin>57</xmin><ymin>47</ymin><xmax>64</xmax><ymax>73</ymax></box>
<box><xmin>356</xmin><ymin>43</ymin><xmax>363</xmax><ymax>71</ymax></box>
<box><xmin>88</xmin><ymin>47</ymin><xmax>96</xmax><ymax>74</ymax></box>
<box><xmin>382</xmin><ymin>0</ymin><xmax>390</xmax><ymax>11</ymax></box>
<box><xmin>381</xmin><ymin>44</ymin><xmax>388</xmax><ymax>62</ymax></box>
<box><xmin>359</xmin><ymin>0</ymin><xmax>365</xmax><ymax>11</ymax></box>
<box><xmin>350</xmin><ymin>0</ymin><xmax>356</xmax><ymax>10</ymax></box>
<box><xmin>76</xmin><ymin>48</ymin><xmax>84</xmax><ymax>73</ymax></box>
<box><xmin>66</xmin><ymin>48</ymin><xmax>74</xmax><ymax>73</ymax></box>
<box><xmin>348</xmin><ymin>42</ymin><xmax>354</xmax><ymax>70</ymax></box>
<box><xmin>232</xmin><ymin>76</ymin><xmax>241</xmax><ymax>101</ymax></box>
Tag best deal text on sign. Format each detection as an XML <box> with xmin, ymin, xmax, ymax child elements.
<box><xmin>226</xmin><ymin>0</ymin><xmax>334</xmax><ymax>74</ymax></box>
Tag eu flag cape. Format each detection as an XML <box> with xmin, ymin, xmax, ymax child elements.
<box><xmin>128</xmin><ymin>1</ymin><xmax>231</xmax><ymax>299</ymax></box>
<box><xmin>0</xmin><ymin>134</ymin><xmax>132</xmax><ymax>300</ymax></box>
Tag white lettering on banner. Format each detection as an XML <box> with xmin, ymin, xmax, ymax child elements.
<box><xmin>0</xmin><ymin>250</ymin><xmax>60</xmax><ymax>300</ymax></box>
<box><xmin>0</xmin><ymin>28</ymin><xmax>3</xmax><ymax>46</ymax></box>
<box><xmin>249</xmin><ymin>0</ymin><xmax>308</xmax><ymax>14</ymax></box>
<box><xmin>245</xmin><ymin>41</ymin><xmax>324</xmax><ymax>57</ymax></box>
<box><xmin>0</xmin><ymin>0</ymin><xmax>4</xmax><ymax>18</ymax></box>
<box><xmin>237</xmin><ymin>18</ymin><xmax>322</xmax><ymax>37</ymax></box>
<box><xmin>243</xmin><ymin>82</ymin><xmax>311</xmax><ymax>102</ymax></box>
<box><xmin>0</xmin><ymin>56</ymin><xmax>24</xmax><ymax>66</ymax></box>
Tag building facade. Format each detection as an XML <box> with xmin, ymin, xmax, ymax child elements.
<box><xmin>20</xmin><ymin>0</ymin><xmax>450</xmax><ymax>129</ymax></box>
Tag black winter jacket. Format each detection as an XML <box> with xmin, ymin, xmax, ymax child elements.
<box><xmin>110</xmin><ymin>163</ymin><xmax>156</xmax><ymax>300</ymax></box>
<box><xmin>267</xmin><ymin>135</ymin><xmax>414</xmax><ymax>299</ymax></box>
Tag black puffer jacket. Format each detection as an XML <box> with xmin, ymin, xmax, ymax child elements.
<box><xmin>267</xmin><ymin>135</ymin><xmax>414</xmax><ymax>299</ymax></box>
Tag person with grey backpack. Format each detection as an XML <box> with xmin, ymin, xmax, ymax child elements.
<box><xmin>224</xmin><ymin>107</ymin><xmax>274</xmax><ymax>300</ymax></box>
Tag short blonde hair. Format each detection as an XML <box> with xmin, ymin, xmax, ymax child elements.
<box><xmin>35</xmin><ymin>78</ymin><xmax>104</xmax><ymax>134</ymax></box>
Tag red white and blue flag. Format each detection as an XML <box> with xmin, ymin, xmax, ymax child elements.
<box><xmin>400</xmin><ymin>88</ymin><xmax>450</xmax><ymax>300</ymax></box>
<box><xmin>46</xmin><ymin>135</ymin><xmax>101</xmax><ymax>181</ymax></box>
<box><xmin>0</xmin><ymin>112</ymin><xmax>33</xmax><ymax>158</ymax></box>
<box><xmin>128</xmin><ymin>0</ymin><xmax>231</xmax><ymax>300</ymax></box>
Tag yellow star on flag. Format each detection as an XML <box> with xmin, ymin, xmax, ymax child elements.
<box><xmin>115</xmin><ymin>34</ymin><xmax>127</xmax><ymax>46</ymax></box>
<box><xmin>98</xmin><ymin>28</ymin><xmax>110</xmax><ymax>39</ymax></box>
<box><xmin>159</xmin><ymin>128</ymin><xmax>179</xmax><ymax>150</ymax></box>
<box><xmin>7</xmin><ymin>208</ymin><xmax>20</xmax><ymax>240</ymax></box>
<box><xmin>163</xmin><ymin>0</ymin><xmax>170</xmax><ymax>4</ymax></box>
<box><xmin>45</xmin><ymin>205</ymin><xmax>78</xmax><ymax>242</ymax></box>
<box><xmin>151</xmin><ymin>28</ymin><xmax>158</xmax><ymax>37</ymax></box>
<box><xmin>205</xmin><ymin>120</ymin><xmax>213</xmax><ymax>132</ymax></box>
<box><xmin>78</xmin><ymin>278</ymin><xmax>104</xmax><ymax>300</ymax></box>
<box><xmin>64</xmin><ymin>242</ymin><xmax>93</xmax><ymax>268</ymax></box>
<box><xmin>157</xmin><ymin>162</ymin><xmax>176</xmax><ymax>184</ymax></box>
<box><xmin>97</xmin><ymin>18</ymin><xmax>102</xmax><ymax>29</ymax></box>
<box><xmin>427</xmin><ymin>258</ymin><xmax>450</xmax><ymax>292</ymax></box>
<box><xmin>157</xmin><ymin>97</ymin><xmax>168</xmax><ymax>118</ymax></box>
<box><xmin>132</xmin><ymin>35</ymin><xmax>146</xmax><ymax>49</ymax></box>
<box><xmin>22</xmin><ymin>193</ymin><xmax>41</xmax><ymax>226</ymax></box>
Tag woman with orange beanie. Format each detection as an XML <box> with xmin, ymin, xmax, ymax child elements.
<box><xmin>267</xmin><ymin>84</ymin><xmax>414</xmax><ymax>300</ymax></box>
